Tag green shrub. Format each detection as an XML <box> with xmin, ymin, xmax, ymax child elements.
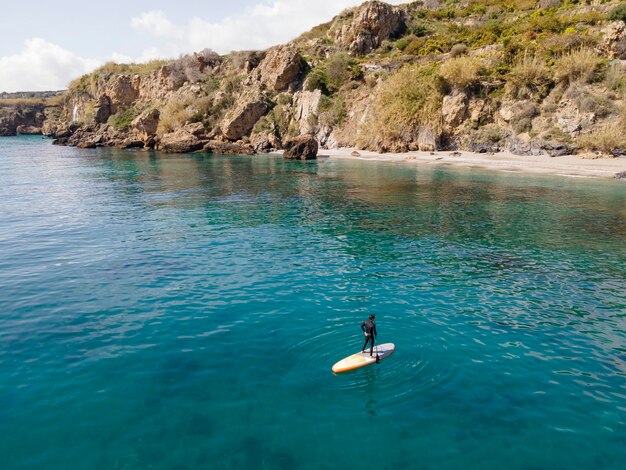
<box><xmin>396</xmin><ymin>36</ymin><xmax>415</xmax><ymax>51</ymax></box>
<box><xmin>108</xmin><ymin>106</ymin><xmax>138</xmax><ymax>131</ymax></box>
<box><xmin>318</xmin><ymin>95</ymin><xmax>346</xmax><ymax>127</ymax></box>
<box><xmin>305</xmin><ymin>68</ymin><xmax>329</xmax><ymax>93</ymax></box>
<box><xmin>326</xmin><ymin>53</ymin><xmax>360</xmax><ymax>92</ymax></box>
<box><xmin>608</xmin><ymin>4</ymin><xmax>626</xmax><ymax>23</ymax></box>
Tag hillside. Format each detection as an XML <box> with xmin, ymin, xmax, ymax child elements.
<box><xmin>42</xmin><ymin>0</ymin><xmax>626</xmax><ymax>157</ymax></box>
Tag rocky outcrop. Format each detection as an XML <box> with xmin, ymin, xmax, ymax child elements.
<box><xmin>93</xmin><ymin>95</ymin><xmax>111</xmax><ymax>124</ymax></box>
<box><xmin>221</xmin><ymin>92</ymin><xmax>270</xmax><ymax>140</ymax></box>
<box><xmin>203</xmin><ymin>140</ymin><xmax>256</xmax><ymax>155</ymax></box>
<box><xmin>598</xmin><ymin>21</ymin><xmax>626</xmax><ymax>60</ymax></box>
<box><xmin>256</xmin><ymin>45</ymin><xmax>303</xmax><ymax>92</ymax></box>
<box><xmin>131</xmin><ymin>109</ymin><xmax>160</xmax><ymax>140</ymax></box>
<box><xmin>104</xmin><ymin>75</ymin><xmax>139</xmax><ymax>112</ymax></box>
<box><xmin>0</xmin><ymin>106</ymin><xmax>48</xmax><ymax>136</ymax></box>
<box><xmin>16</xmin><ymin>125</ymin><xmax>42</xmax><ymax>135</ymax></box>
<box><xmin>442</xmin><ymin>91</ymin><xmax>468</xmax><ymax>128</ymax></box>
<box><xmin>331</xmin><ymin>1</ymin><xmax>406</xmax><ymax>55</ymax></box>
<box><xmin>293</xmin><ymin>89</ymin><xmax>322</xmax><ymax>134</ymax></box>
<box><xmin>158</xmin><ymin>127</ymin><xmax>205</xmax><ymax>153</ymax></box>
<box><xmin>283</xmin><ymin>135</ymin><xmax>318</xmax><ymax>160</ymax></box>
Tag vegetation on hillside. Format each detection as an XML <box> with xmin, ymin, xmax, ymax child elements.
<box><xmin>58</xmin><ymin>0</ymin><xmax>626</xmax><ymax>156</ymax></box>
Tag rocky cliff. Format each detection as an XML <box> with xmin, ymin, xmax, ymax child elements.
<box><xmin>0</xmin><ymin>91</ymin><xmax>64</xmax><ymax>136</ymax></box>
<box><xmin>44</xmin><ymin>0</ymin><xmax>626</xmax><ymax>157</ymax></box>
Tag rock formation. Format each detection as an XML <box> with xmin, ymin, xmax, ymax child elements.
<box><xmin>13</xmin><ymin>0</ymin><xmax>623</xmax><ymax>159</ymax></box>
<box><xmin>283</xmin><ymin>135</ymin><xmax>319</xmax><ymax>160</ymax></box>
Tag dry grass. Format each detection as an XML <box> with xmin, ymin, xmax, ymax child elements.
<box><xmin>356</xmin><ymin>65</ymin><xmax>444</xmax><ymax>151</ymax></box>
<box><xmin>506</xmin><ymin>53</ymin><xmax>551</xmax><ymax>99</ymax></box>
<box><xmin>0</xmin><ymin>95</ymin><xmax>64</xmax><ymax>107</ymax></box>
<box><xmin>157</xmin><ymin>95</ymin><xmax>210</xmax><ymax>135</ymax></box>
<box><xmin>577</xmin><ymin>122</ymin><xmax>626</xmax><ymax>155</ymax></box>
<box><xmin>440</xmin><ymin>56</ymin><xmax>483</xmax><ymax>89</ymax></box>
<box><xmin>553</xmin><ymin>48</ymin><xmax>603</xmax><ymax>85</ymax></box>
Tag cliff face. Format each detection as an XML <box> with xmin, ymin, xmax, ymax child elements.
<box><xmin>48</xmin><ymin>0</ymin><xmax>626</xmax><ymax>157</ymax></box>
<box><xmin>0</xmin><ymin>91</ymin><xmax>63</xmax><ymax>136</ymax></box>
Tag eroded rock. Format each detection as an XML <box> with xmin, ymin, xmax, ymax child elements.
<box><xmin>257</xmin><ymin>45</ymin><xmax>303</xmax><ymax>92</ymax></box>
<box><xmin>283</xmin><ymin>135</ymin><xmax>318</xmax><ymax>160</ymax></box>
<box><xmin>331</xmin><ymin>1</ymin><xmax>406</xmax><ymax>55</ymax></box>
<box><xmin>598</xmin><ymin>21</ymin><xmax>626</xmax><ymax>60</ymax></box>
<box><xmin>442</xmin><ymin>91</ymin><xmax>468</xmax><ymax>127</ymax></box>
<box><xmin>221</xmin><ymin>92</ymin><xmax>270</xmax><ymax>140</ymax></box>
<box><xmin>203</xmin><ymin>140</ymin><xmax>256</xmax><ymax>155</ymax></box>
<box><xmin>158</xmin><ymin>128</ymin><xmax>204</xmax><ymax>153</ymax></box>
<box><xmin>131</xmin><ymin>108</ymin><xmax>160</xmax><ymax>139</ymax></box>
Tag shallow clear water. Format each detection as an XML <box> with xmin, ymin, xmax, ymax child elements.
<box><xmin>1</xmin><ymin>136</ymin><xmax>625</xmax><ymax>469</ymax></box>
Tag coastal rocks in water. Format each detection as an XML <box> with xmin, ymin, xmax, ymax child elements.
<box><xmin>131</xmin><ymin>108</ymin><xmax>160</xmax><ymax>140</ymax></box>
<box><xmin>76</xmin><ymin>133</ymin><xmax>105</xmax><ymax>149</ymax></box>
<box><xmin>158</xmin><ymin>128</ymin><xmax>205</xmax><ymax>153</ymax></box>
<box><xmin>93</xmin><ymin>95</ymin><xmax>112</xmax><ymax>124</ymax></box>
<box><xmin>331</xmin><ymin>1</ymin><xmax>406</xmax><ymax>55</ymax></box>
<box><xmin>283</xmin><ymin>135</ymin><xmax>318</xmax><ymax>160</ymax></box>
<box><xmin>598</xmin><ymin>21</ymin><xmax>626</xmax><ymax>60</ymax></box>
<box><xmin>221</xmin><ymin>93</ymin><xmax>270</xmax><ymax>140</ymax></box>
<box><xmin>203</xmin><ymin>140</ymin><xmax>256</xmax><ymax>155</ymax></box>
<box><xmin>256</xmin><ymin>45</ymin><xmax>303</xmax><ymax>92</ymax></box>
<box><xmin>16</xmin><ymin>125</ymin><xmax>42</xmax><ymax>135</ymax></box>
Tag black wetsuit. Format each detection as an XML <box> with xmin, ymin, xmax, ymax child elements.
<box><xmin>361</xmin><ymin>319</ymin><xmax>377</xmax><ymax>356</ymax></box>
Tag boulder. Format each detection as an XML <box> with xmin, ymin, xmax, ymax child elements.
<box><xmin>442</xmin><ymin>91</ymin><xmax>468</xmax><ymax>127</ymax></box>
<box><xmin>283</xmin><ymin>135</ymin><xmax>318</xmax><ymax>160</ymax></box>
<box><xmin>203</xmin><ymin>140</ymin><xmax>256</xmax><ymax>155</ymax></box>
<box><xmin>93</xmin><ymin>95</ymin><xmax>112</xmax><ymax>124</ymax></box>
<box><xmin>417</xmin><ymin>128</ymin><xmax>437</xmax><ymax>151</ymax></box>
<box><xmin>131</xmin><ymin>108</ymin><xmax>160</xmax><ymax>139</ymax></box>
<box><xmin>257</xmin><ymin>45</ymin><xmax>303</xmax><ymax>92</ymax></box>
<box><xmin>221</xmin><ymin>93</ymin><xmax>270</xmax><ymax>140</ymax></box>
<box><xmin>76</xmin><ymin>133</ymin><xmax>105</xmax><ymax>149</ymax></box>
<box><xmin>158</xmin><ymin>128</ymin><xmax>204</xmax><ymax>153</ymax></box>
<box><xmin>598</xmin><ymin>21</ymin><xmax>626</xmax><ymax>60</ymax></box>
<box><xmin>331</xmin><ymin>1</ymin><xmax>406</xmax><ymax>55</ymax></box>
<box><xmin>16</xmin><ymin>125</ymin><xmax>42</xmax><ymax>135</ymax></box>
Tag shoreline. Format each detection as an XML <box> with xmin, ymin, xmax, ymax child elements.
<box><xmin>299</xmin><ymin>148</ymin><xmax>626</xmax><ymax>180</ymax></box>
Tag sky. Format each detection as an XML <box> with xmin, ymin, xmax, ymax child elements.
<box><xmin>0</xmin><ymin>0</ymin><xmax>404</xmax><ymax>93</ymax></box>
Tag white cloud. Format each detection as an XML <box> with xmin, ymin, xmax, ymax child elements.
<box><xmin>0</xmin><ymin>38</ymin><xmax>100</xmax><ymax>92</ymax></box>
<box><xmin>0</xmin><ymin>1</ymin><xmax>408</xmax><ymax>92</ymax></box>
<box><xmin>131</xmin><ymin>10</ymin><xmax>183</xmax><ymax>40</ymax></box>
<box><xmin>132</xmin><ymin>0</ymin><xmax>407</xmax><ymax>57</ymax></box>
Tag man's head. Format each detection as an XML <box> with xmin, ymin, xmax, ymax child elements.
<box><xmin>369</xmin><ymin>314</ymin><xmax>375</xmax><ymax>321</ymax></box>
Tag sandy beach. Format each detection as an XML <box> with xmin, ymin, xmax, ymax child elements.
<box><xmin>298</xmin><ymin>148</ymin><xmax>626</xmax><ymax>179</ymax></box>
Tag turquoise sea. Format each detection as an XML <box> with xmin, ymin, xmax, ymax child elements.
<box><xmin>1</xmin><ymin>136</ymin><xmax>625</xmax><ymax>469</ymax></box>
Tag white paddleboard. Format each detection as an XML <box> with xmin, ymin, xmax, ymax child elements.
<box><xmin>332</xmin><ymin>343</ymin><xmax>395</xmax><ymax>373</ymax></box>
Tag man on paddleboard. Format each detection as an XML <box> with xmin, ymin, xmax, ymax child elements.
<box><xmin>361</xmin><ymin>314</ymin><xmax>377</xmax><ymax>356</ymax></box>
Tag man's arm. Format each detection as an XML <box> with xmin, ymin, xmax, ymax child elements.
<box><xmin>373</xmin><ymin>324</ymin><xmax>378</xmax><ymax>337</ymax></box>
<box><xmin>361</xmin><ymin>322</ymin><xmax>366</xmax><ymax>333</ymax></box>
